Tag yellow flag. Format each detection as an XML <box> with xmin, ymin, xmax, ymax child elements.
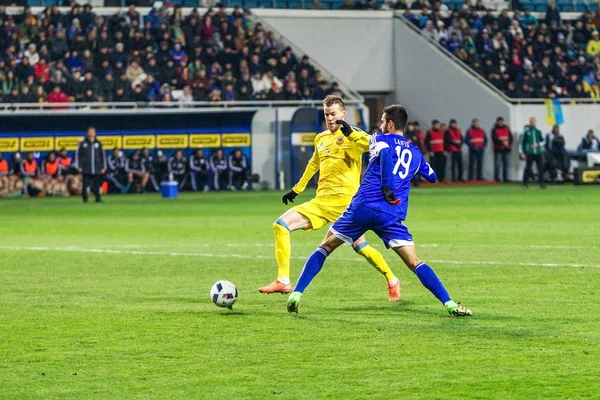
<box><xmin>544</xmin><ymin>99</ymin><xmax>556</xmax><ymax>126</ymax></box>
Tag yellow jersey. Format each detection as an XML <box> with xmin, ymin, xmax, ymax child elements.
<box><xmin>293</xmin><ymin>127</ymin><xmax>370</xmax><ymax>206</ymax></box>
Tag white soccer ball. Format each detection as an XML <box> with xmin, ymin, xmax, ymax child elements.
<box><xmin>210</xmin><ymin>280</ymin><xmax>238</xmax><ymax>309</ymax></box>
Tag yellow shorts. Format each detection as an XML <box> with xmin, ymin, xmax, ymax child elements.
<box><xmin>292</xmin><ymin>198</ymin><xmax>349</xmax><ymax>230</ymax></box>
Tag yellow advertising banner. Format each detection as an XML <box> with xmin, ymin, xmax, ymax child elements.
<box><xmin>222</xmin><ymin>133</ymin><xmax>251</xmax><ymax>147</ymax></box>
<box><xmin>298</xmin><ymin>132</ymin><xmax>316</xmax><ymax>146</ymax></box>
<box><xmin>97</xmin><ymin>136</ymin><xmax>122</xmax><ymax>149</ymax></box>
<box><xmin>157</xmin><ymin>134</ymin><xmax>188</xmax><ymax>149</ymax></box>
<box><xmin>0</xmin><ymin>137</ymin><xmax>19</xmax><ymax>152</ymax></box>
<box><xmin>189</xmin><ymin>134</ymin><xmax>221</xmax><ymax>148</ymax></box>
<box><xmin>20</xmin><ymin>137</ymin><xmax>53</xmax><ymax>152</ymax></box>
<box><xmin>123</xmin><ymin>135</ymin><xmax>156</xmax><ymax>149</ymax></box>
<box><xmin>55</xmin><ymin>136</ymin><xmax>82</xmax><ymax>151</ymax></box>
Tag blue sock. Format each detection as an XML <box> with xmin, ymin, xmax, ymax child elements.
<box><xmin>294</xmin><ymin>247</ymin><xmax>329</xmax><ymax>293</ymax></box>
<box><xmin>414</xmin><ymin>263</ymin><xmax>451</xmax><ymax>304</ymax></box>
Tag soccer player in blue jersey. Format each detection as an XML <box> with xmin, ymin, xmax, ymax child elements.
<box><xmin>287</xmin><ymin>104</ymin><xmax>472</xmax><ymax>317</ymax></box>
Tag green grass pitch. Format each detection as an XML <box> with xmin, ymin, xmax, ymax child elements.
<box><xmin>1</xmin><ymin>185</ymin><xmax>599</xmax><ymax>399</ymax></box>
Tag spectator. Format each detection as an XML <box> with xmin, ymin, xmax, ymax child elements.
<box><xmin>587</xmin><ymin>31</ymin><xmax>600</xmax><ymax>58</ymax></box>
<box><xmin>189</xmin><ymin>149</ymin><xmax>209</xmax><ymax>192</ymax></box>
<box><xmin>24</xmin><ymin>44</ymin><xmax>40</xmax><ymax>65</ymax></box>
<box><xmin>47</xmin><ymin>85</ymin><xmax>68</xmax><ymax>106</ymax></box>
<box><xmin>126</xmin><ymin>60</ymin><xmax>146</xmax><ymax>84</ymax></box>
<box><xmin>578</xmin><ymin>129</ymin><xmax>600</xmax><ymax>151</ymax></box>
<box><xmin>544</xmin><ymin>2</ymin><xmax>561</xmax><ymax>26</ymax></box>
<box><xmin>465</xmin><ymin>118</ymin><xmax>487</xmax><ymax>181</ymax></box>
<box><xmin>520</xmin><ymin>117</ymin><xmax>546</xmax><ymax>189</ymax></box>
<box><xmin>491</xmin><ymin>116</ymin><xmax>513</xmax><ymax>183</ymax></box>
<box><xmin>444</xmin><ymin>119</ymin><xmax>464</xmax><ymax>182</ymax></box>
<box><xmin>178</xmin><ymin>85</ymin><xmax>194</xmax><ymax>105</ymax></box>
<box><xmin>425</xmin><ymin>119</ymin><xmax>446</xmax><ymax>182</ymax></box>
<box><xmin>168</xmin><ymin>149</ymin><xmax>188</xmax><ymax>190</ymax></box>
<box><xmin>544</xmin><ymin>125</ymin><xmax>570</xmax><ymax>182</ymax></box>
<box><xmin>210</xmin><ymin>148</ymin><xmax>228</xmax><ymax>190</ymax></box>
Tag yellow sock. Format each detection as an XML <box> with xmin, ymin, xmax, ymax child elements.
<box><xmin>273</xmin><ymin>221</ymin><xmax>292</xmax><ymax>283</ymax></box>
<box><xmin>356</xmin><ymin>244</ymin><xmax>395</xmax><ymax>284</ymax></box>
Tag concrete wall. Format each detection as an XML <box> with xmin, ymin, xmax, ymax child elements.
<box><xmin>254</xmin><ymin>10</ymin><xmax>394</xmax><ymax>93</ymax></box>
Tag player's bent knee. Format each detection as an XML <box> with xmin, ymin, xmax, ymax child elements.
<box><xmin>273</xmin><ymin>218</ymin><xmax>291</xmax><ymax>232</ymax></box>
<box><xmin>353</xmin><ymin>241</ymin><xmax>368</xmax><ymax>253</ymax></box>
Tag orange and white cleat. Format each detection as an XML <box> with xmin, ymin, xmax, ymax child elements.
<box><xmin>258</xmin><ymin>280</ymin><xmax>292</xmax><ymax>294</ymax></box>
<box><xmin>388</xmin><ymin>279</ymin><xmax>401</xmax><ymax>302</ymax></box>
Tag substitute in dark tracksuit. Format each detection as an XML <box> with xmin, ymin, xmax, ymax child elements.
<box><xmin>444</xmin><ymin>119</ymin><xmax>464</xmax><ymax>182</ymax></box>
<box><xmin>141</xmin><ymin>147</ymin><xmax>159</xmax><ymax>191</ymax></box>
<box><xmin>228</xmin><ymin>149</ymin><xmax>250</xmax><ymax>190</ymax></box>
<box><xmin>107</xmin><ymin>148</ymin><xmax>127</xmax><ymax>193</ymax></box>
<box><xmin>425</xmin><ymin>119</ymin><xmax>446</xmax><ymax>182</ymax></box>
<box><xmin>189</xmin><ymin>149</ymin><xmax>209</xmax><ymax>192</ymax></box>
<box><xmin>75</xmin><ymin>126</ymin><xmax>106</xmax><ymax>203</ymax></box>
<box><xmin>168</xmin><ymin>149</ymin><xmax>188</xmax><ymax>190</ymax></box>
<box><xmin>465</xmin><ymin>118</ymin><xmax>487</xmax><ymax>181</ymax></box>
<box><xmin>210</xmin><ymin>149</ymin><xmax>228</xmax><ymax>190</ymax></box>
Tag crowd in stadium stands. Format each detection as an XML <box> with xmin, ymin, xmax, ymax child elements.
<box><xmin>396</xmin><ymin>1</ymin><xmax>600</xmax><ymax>98</ymax></box>
<box><xmin>0</xmin><ymin>146</ymin><xmax>252</xmax><ymax>197</ymax></box>
<box><xmin>0</xmin><ymin>3</ymin><xmax>341</xmax><ymax>104</ymax></box>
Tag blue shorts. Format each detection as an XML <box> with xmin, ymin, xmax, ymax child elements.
<box><xmin>330</xmin><ymin>203</ymin><xmax>414</xmax><ymax>248</ymax></box>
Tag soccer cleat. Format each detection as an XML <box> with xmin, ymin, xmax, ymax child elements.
<box><xmin>287</xmin><ymin>291</ymin><xmax>302</xmax><ymax>313</ymax></box>
<box><xmin>258</xmin><ymin>280</ymin><xmax>292</xmax><ymax>294</ymax></box>
<box><xmin>388</xmin><ymin>280</ymin><xmax>401</xmax><ymax>302</ymax></box>
<box><xmin>445</xmin><ymin>302</ymin><xmax>473</xmax><ymax>317</ymax></box>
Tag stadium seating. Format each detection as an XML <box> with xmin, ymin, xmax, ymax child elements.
<box><xmin>0</xmin><ymin>4</ymin><xmax>340</xmax><ymax>105</ymax></box>
<box><xmin>411</xmin><ymin>3</ymin><xmax>600</xmax><ymax>98</ymax></box>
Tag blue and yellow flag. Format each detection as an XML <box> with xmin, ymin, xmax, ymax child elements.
<box><xmin>544</xmin><ymin>98</ymin><xmax>565</xmax><ymax>126</ymax></box>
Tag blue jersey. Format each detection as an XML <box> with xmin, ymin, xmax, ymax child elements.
<box><xmin>352</xmin><ymin>132</ymin><xmax>437</xmax><ymax>220</ymax></box>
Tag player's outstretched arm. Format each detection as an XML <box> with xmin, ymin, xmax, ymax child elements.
<box><xmin>290</xmin><ymin>140</ymin><xmax>320</xmax><ymax>197</ymax></box>
<box><xmin>418</xmin><ymin>156</ymin><xmax>438</xmax><ymax>183</ymax></box>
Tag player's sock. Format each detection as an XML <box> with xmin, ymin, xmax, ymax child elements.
<box><xmin>273</xmin><ymin>219</ymin><xmax>291</xmax><ymax>285</ymax></box>
<box><xmin>414</xmin><ymin>262</ymin><xmax>451</xmax><ymax>304</ymax></box>
<box><xmin>294</xmin><ymin>246</ymin><xmax>329</xmax><ymax>293</ymax></box>
<box><xmin>354</xmin><ymin>243</ymin><xmax>396</xmax><ymax>284</ymax></box>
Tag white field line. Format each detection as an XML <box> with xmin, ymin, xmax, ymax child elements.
<box><xmin>0</xmin><ymin>245</ymin><xmax>597</xmax><ymax>269</ymax></box>
<box><xmin>92</xmin><ymin>243</ymin><xmax>587</xmax><ymax>250</ymax></box>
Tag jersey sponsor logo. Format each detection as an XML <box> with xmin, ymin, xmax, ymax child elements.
<box><xmin>55</xmin><ymin>136</ymin><xmax>82</xmax><ymax>151</ymax></box>
<box><xmin>20</xmin><ymin>137</ymin><xmax>53</xmax><ymax>151</ymax></box>
<box><xmin>97</xmin><ymin>136</ymin><xmax>122</xmax><ymax>149</ymax></box>
<box><xmin>190</xmin><ymin>134</ymin><xmax>221</xmax><ymax>148</ymax></box>
<box><xmin>157</xmin><ymin>134</ymin><xmax>188</xmax><ymax>149</ymax></box>
<box><xmin>0</xmin><ymin>138</ymin><xmax>19</xmax><ymax>152</ymax></box>
<box><xmin>123</xmin><ymin>135</ymin><xmax>156</xmax><ymax>149</ymax></box>
<box><xmin>222</xmin><ymin>133</ymin><xmax>250</xmax><ymax>147</ymax></box>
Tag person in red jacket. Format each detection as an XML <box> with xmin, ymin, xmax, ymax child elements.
<box><xmin>465</xmin><ymin>118</ymin><xmax>487</xmax><ymax>181</ymax></box>
<box><xmin>444</xmin><ymin>119</ymin><xmax>464</xmax><ymax>182</ymax></box>
<box><xmin>47</xmin><ymin>85</ymin><xmax>68</xmax><ymax>109</ymax></box>
<box><xmin>425</xmin><ymin>119</ymin><xmax>447</xmax><ymax>181</ymax></box>
<box><xmin>491</xmin><ymin>116</ymin><xmax>513</xmax><ymax>182</ymax></box>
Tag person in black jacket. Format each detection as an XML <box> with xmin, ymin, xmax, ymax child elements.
<box><xmin>227</xmin><ymin>149</ymin><xmax>250</xmax><ymax>190</ymax></box>
<box><xmin>75</xmin><ymin>126</ymin><xmax>106</xmax><ymax>203</ymax></box>
<box><xmin>189</xmin><ymin>149</ymin><xmax>209</xmax><ymax>192</ymax></box>
<box><xmin>168</xmin><ymin>149</ymin><xmax>188</xmax><ymax>190</ymax></box>
<box><xmin>210</xmin><ymin>149</ymin><xmax>228</xmax><ymax>190</ymax></box>
<box><xmin>126</xmin><ymin>150</ymin><xmax>149</xmax><ymax>192</ymax></box>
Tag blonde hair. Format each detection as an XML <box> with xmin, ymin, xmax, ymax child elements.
<box><xmin>322</xmin><ymin>95</ymin><xmax>345</xmax><ymax>110</ymax></box>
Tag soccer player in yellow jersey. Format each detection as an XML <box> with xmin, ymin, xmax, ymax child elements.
<box><xmin>258</xmin><ymin>95</ymin><xmax>401</xmax><ymax>300</ymax></box>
